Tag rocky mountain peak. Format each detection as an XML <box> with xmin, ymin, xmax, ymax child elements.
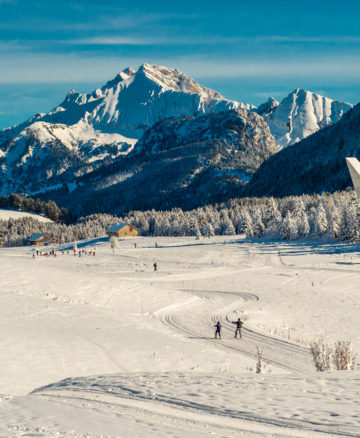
<box><xmin>262</xmin><ymin>89</ymin><xmax>352</xmax><ymax>148</ymax></box>
<box><xmin>255</xmin><ymin>97</ymin><xmax>279</xmax><ymax>116</ymax></box>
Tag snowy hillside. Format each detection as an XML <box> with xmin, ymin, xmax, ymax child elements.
<box><xmin>0</xmin><ymin>236</ymin><xmax>359</xmax><ymax>436</ymax></box>
<box><xmin>260</xmin><ymin>89</ymin><xmax>352</xmax><ymax>148</ymax></box>
<box><xmin>0</xmin><ymin>119</ymin><xmax>136</xmax><ymax>193</ymax></box>
<box><xmin>135</xmin><ymin>108</ymin><xmax>277</xmax><ymax>172</ymax></box>
<box><xmin>0</xmin><ymin>209</ymin><xmax>52</xmax><ymax>222</ymax></box>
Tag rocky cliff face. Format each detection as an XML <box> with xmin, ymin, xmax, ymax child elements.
<box><xmin>135</xmin><ymin>108</ymin><xmax>277</xmax><ymax>175</ymax></box>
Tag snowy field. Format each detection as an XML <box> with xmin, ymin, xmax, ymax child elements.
<box><xmin>0</xmin><ymin>236</ymin><xmax>360</xmax><ymax>437</ymax></box>
<box><xmin>0</xmin><ymin>209</ymin><xmax>52</xmax><ymax>222</ymax></box>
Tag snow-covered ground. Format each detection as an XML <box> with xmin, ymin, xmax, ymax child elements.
<box><xmin>0</xmin><ymin>236</ymin><xmax>360</xmax><ymax>437</ymax></box>
<box><xmin>0</xmin><ymin>209</ymin><xmax>52</xmax><ymax>222</ymax></box>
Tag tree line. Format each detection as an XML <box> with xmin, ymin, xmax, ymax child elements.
<box><xmin>0</xmin><ymin>190</ymin><xmax>359</xmax><ymax>247</ymax></box>
<box><xmin>0</xmin><ymin>193</ymin><xmax>76</xmax><ymax>224</ymax></box>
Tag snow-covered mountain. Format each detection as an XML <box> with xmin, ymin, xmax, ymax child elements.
<box><xmin>48</xmin><ymin>109</ymin><xmax>277</xmax><ymax>216</ymax></box>
<box><xmin>1</xmin><ymin>63</ymin><xmax>250</xmax><ymax>142</ymax></box>
<box><xmin>0</xmin><ymin>63</ymin><xmax>354</xmax><ymax>203</ymax></box>
<box><xmin>259</xmin><ymin>89</ymin><xmax>352</xmax><ymax>148</ymax></box>
<box><xmin>0</xmin><ymin>63</ymin><xmax>253</xmax><ymax>194</ymax></box>
<box><xmin>246</xmin><ymin>102</ymin><xmax>360</xmax><ymax>198</ymax></box>
<box><xmin>0</xmin><ymin>119</ymin><xmax>136</xmax><ymax>194</ymax></box>
<box><xmin>135</xmin><ymin>108</ymin><xmax>277</xmax><ymax>174</ymax></box>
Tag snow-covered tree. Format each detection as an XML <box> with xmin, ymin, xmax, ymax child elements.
<box><xmin>242</xmin><ymin>211</ymin><xmax>254</xmax><ymax>238</ymax></box>
<box><xmin>279</xmin><ymin>211</ymin><xmax>298</xmax><ymax>240</ymax></box>
<box><xmin>339</xmin><ymin>201</ymin><xmax>360</xmax><ymax>241</ymax></box>
<box><xmin>327</xmin><ymin>206</ymin><xmax>340</xmax><ymax>238</ymax></box>
<box><xmin>263</xmin><ymin>197</ymin><xmax>281</xmax><ymax>231</ymax></box>
<box><xmin>313</xmin><ymin>203</ymin><xmax>328</xmax><ymax>237</ymax></box>
<box><xmin>253</xmin><ymin>212</ymin><xmax>265</xmax><ymax>238</ymax></box>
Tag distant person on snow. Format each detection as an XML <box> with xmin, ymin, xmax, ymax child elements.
<box><xmin>231</xmin><ymin>318</ymin><xmax>244</xmax><ymax>339</ymax></box>
<box><xmin>214</xmin><ymin>321</ymin><xmax>222</xmax><ymax>339</ymax></box>
<box><xmin>153</xmin><ymin>262</ymin><xmax>157</xmax><ymax>272</ymax></box>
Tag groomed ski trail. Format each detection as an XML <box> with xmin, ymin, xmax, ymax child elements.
<box><xmin>159</xmin><ymin>289</ymin><xmax>313</xmax><ymax>373</ymax></box>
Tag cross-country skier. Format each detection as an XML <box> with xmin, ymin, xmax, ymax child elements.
<box><xmin>214</xmin><ymin>321</ymin><xmax>222</xmax><ymax>339</ymax></box>
<box><xmin>231</xmin><ymin>318</ymin><xmax>243</xmax><ymax>339</ymax></box>
<box><xmin>153</xmin><ymin>262</ymin><xmax>157</xmax><ymax>271</ymax></box>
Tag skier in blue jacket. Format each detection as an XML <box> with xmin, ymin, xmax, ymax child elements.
<box><xmin>214</xmin><ymin>321</ymin><xmax>222</xmax><ymax>339</ymax></box>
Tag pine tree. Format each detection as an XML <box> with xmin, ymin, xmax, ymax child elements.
<box><xmin>263</xmin><ymin>197</ymin><xmax>281</xmax><ymax>231</ymax></box>
<box><xmin>253</xmin><ymin>212</ymin><xmax>265</xmax><ymax>238</ymax></box>
<box><xmin>313</xmin><ymin>203</ymin><xmax>328</xmax><ymax>237</ymax></box>
<box><xmin>279</xmin><ymin>211</ymin><xmax>297</xmax><ymax>240</ymax></box>
<box><xmin>339</xmin><ymin>201</ymin><xmax>360</xmax><ymax>241</ymax></box>
<box><xmin>207</xmin><ymin>223</ymin><xmax>215</xmax><ymax>238</ymax></box>
<box><xmin>327</xmin><ymin>207</ymin><xmax>340</xmax><ymax>238</ymax></box>
<box><xmin>242</xmin><ymin>211</ymin><xmax>254</xmax><ymax>238</ymax></box>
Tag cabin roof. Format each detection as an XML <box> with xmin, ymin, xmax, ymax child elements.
<box><xmin>106</xmin><ymin>223</ymin><xmax>128</xmax><ymax>233</ymax></box>
<box><xmin>106</xmin><ymin>223</ymin><xmax>139</xmax><ymax>233</ymax></box>
<box><xmin>28</xmin><ymin>233</ymin><xmax>44</xmax><ymax>241</ymax></box>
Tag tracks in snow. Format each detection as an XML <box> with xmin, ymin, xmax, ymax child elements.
<box><xmin>35</xmin><ymin>389</ymin><xmax>360</xmax><ymax>438</ymax></box>
<box><xmin>160</xmin><ymin>289</ymin><xmax>312</xmax><ymax>374</ymax></box>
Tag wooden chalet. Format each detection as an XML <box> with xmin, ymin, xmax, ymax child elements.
<box><xmin>106</xmin><ymin>223</ymin><xmax>139</xmax><ymax>238</ymax></box>
<box><xmin>27</xmin><ymin>233</ymin><xmax>56</xmax><ymax>246</ymax></box>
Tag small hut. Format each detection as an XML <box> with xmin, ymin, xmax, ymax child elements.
<box><xmin>106</xmin><ymin>223</ymin><xmax>139</xmax><ymax>238</ymax></box>
<box><xmin>27</xmin><ymin>233</ymin><xmax>55</xmax><ymax>246</ymax></box>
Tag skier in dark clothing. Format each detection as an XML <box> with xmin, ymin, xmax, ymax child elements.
<box><xmin>214</xmin><ymin>321</ymin><xmax>222</xmax><ymax>339</ymax></box>
<box><xmin>153</xmin><ymin>262</ymin><xmax>157</xmax><ymax>271</ymax></box>
<box><xmin>232</xmin><ymin>318</ymin><xmax>244</xmax><ymax>339</ymax></box>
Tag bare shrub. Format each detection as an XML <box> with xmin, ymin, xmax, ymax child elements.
<box><xmin>310</xmin><ymin>338</ymin><xmax>332</xmax><ymax>371</ymax></box>
<box><xmin>256</xmin><ymin>347</ymin><xmax>264</xmax><ymax>373</ymax></box>
<box><xmin>109</xmin><ymin>236</ymin><xmax>118</xmax><ymax>253</ymax></box>
<box><xmin>333</xmin><ymin>341</ymin><xmax>357</xmax><ymax>370</ymax></box>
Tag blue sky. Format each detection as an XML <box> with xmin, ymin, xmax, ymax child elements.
<box><xmin>1</xmin><ymin>0</ymin><xmax>360</xmax><ymax>129</ymax></box>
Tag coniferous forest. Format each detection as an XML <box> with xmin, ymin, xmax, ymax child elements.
<box><xmin>1</xmin><ymin>190</ymin><xmax>359</xmax><ymax>247</ymax></box>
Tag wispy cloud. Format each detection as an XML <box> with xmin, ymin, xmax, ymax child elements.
<box><xmin>1</xmin><ymin>52</ymin><xmax>360</xmax><ymax>84</ymax></box>
<box><xmin>267</xmin><ymin>35</ymin><xmax>360</xmax><ymax>43</ymax></box>
<box><xmin>74</xmin><ymin>34</ymin><xmax>360</xmax><ymax>46</ymax></box>
<box><xmin>68</xmin><ymin>35</ymin><xmax>251</xmax><ymax>46</ymax></box>
<box><xmin>0</xmin><ymin>11</ymin><xmax>197</xmax><ymax>31</ymax></box>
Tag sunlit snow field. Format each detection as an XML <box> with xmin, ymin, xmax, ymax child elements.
<box><xmin>0</xmin><ymin>209</ymin><xmax>52</xmax><ymax>222</ymax></box>
<box><xmin>0</xmin><ymin>236</ymin><xmax>359</xmax><ymax>437</ymax></box>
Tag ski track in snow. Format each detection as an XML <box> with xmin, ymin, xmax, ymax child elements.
<box><xmin>32</xmin><ymin>389</ymin><xmax>357</xmax><ymax>438</ymax></box>
<box><xmin>160</xmin><ymin>287</ymin><xmax>312</xmax><ymax>374</ymax></box>
<box><xmin>156</xmin><ymin>249</ymin><xmax>312</xmax><ymax>374</ymax></box>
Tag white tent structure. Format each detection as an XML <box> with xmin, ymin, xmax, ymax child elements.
<box><xmin>346</xmin><ymin>157</ymin><xmax>360</xmax><ymax>197</ymax></box>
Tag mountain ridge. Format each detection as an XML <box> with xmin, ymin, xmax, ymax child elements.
<box><xmin>0</xmin><ymin>63</ymin><xmax>355</xmax><ymax>212</ymax></box>
<box><xmin>261</xmin><ymin>88</ymin><xmax>352</xmax><ymax>148</ymax></box>
<box><xmin>245</xmin><ymin>102</ymin><xmax>360</xmax><ymax>197</ymax></box>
